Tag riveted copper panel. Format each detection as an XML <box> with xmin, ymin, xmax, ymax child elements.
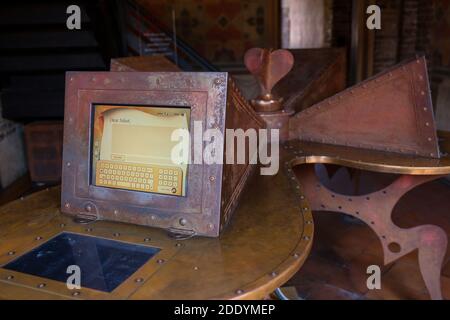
<box><xmin>290</xmin><ymin>56</ymin><xmax>440</xmax><ymax>158</ymax></box>
<box><xmin>61</xmin><ymin>71</ymin><xmax>262</xmax><ymax>237</ymax></box>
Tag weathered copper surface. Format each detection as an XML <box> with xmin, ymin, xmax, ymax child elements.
<box><xmin>0</xmin><ymin>144</ymin><xmax>313</xmax><ymax>299</ymax></box>
<box><xmin>296</xmin><ymin>166</ymin><xmax>447</xmax><ymax>300</ymax></box>
<box><xmin>244</xmin><ymin>48</ymin><xmax>294</xmax><ymax>112</ymax></box>
<box><xmin>110</xmin><ymin>55</ymin><xmax>181</xmax><ymax>72</ymax></box>
<box><xmin>291</xmin><ymin>56</ymin><xmax>440</xmax><ymax>158</ymax></box>
<box><xmin>257</xmin><ymin>109</ymin><xmax>294</xmax><ymax>142</ymax></box>
<box><xmin>281</xmin><ymin>138</ymin><xmax>450</xmax><ymax>300</ymax></box>
<box><xmin>61</xmin><ymin>71</ymin><xmax>264</xmax><ymax>237</ymax></box>
<box><xmin>276</xmin><ymin>48</ymin><xmax>347</xmax><ymax>113</ymax></box>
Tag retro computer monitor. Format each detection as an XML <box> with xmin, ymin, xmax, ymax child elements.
<box><xmin>61</xmin><ymin>72</ymin><xmax>264</xmax><ymax>237</ymax></box>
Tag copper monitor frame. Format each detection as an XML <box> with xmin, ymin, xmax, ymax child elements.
<box><xmin>61</xmin><ymin>71</ymin><xmax>242</xmax><ymax>237</ymax></box>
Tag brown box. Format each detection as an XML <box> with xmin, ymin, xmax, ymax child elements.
<box><xmin>24</xmin><ymin>121</ymin><xmax>63</xmax><ymax>183</ymax></box>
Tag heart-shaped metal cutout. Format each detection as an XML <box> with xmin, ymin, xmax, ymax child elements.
<box><xmin>244</xmin><ymin>48</ymin><xmax>294</xmax><ymax>95</ymax></box>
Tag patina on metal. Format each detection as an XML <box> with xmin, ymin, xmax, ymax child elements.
<box><xmin>61</xmin><ymin>71</ymin><xmax>264</xmax><ymax>237</ymax></box>
<box><xmin>0</xmin><ymin>142</ymin><xmax>313</xmax><ymax>299</ymax></box>
<box><xmin>290</xmin><ymin>56</ymin><xmax>440</xmax><ymax>158</ymax></box>
<box><xmin>284</xmin><ymin>138</ymin><xmax>450</xmax><ymax>300</ymax></box>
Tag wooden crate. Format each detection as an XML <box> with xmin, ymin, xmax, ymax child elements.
<box><xmin>24</xmin><ymin>121</ymin><xmax>63</xmax><ymax>183</ymax></box>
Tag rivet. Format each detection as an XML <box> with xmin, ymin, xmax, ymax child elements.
<box><xmin>7</xmin><ymin>251</ymin><xmax>15</xmax><ymax>256</ymax></box>
<box><xmin>207</xmin><ymin>223</ymin><xmax>214</xmax><ymax>230</ymax></box>
<box><xmin>114</xmin><ymin>210</ymin><xmax>119</xmax><ymax>215</ymax></box>
<box><xmin>236</xmin><ymin>289</ymin><xmax>244</xmax><ymax>295</ymax></box>
<box><xmin>424</xmin><ymin>107</ymin><xmax>428</xmax><ymax>111</ymax></box>
<box><xmin>113</xmin><ymin>232</ymin><xmax>120</xmax><ymax>237</ymax></box>
<box><xmin>428</xmin><ymin>137</ymin><xmax>432</xmax><ymax>141</ymax></box>
<box><xmin>65</xmin><ymin>203</ymin><xmax>70</xmax><ymax>209</ymax></box>
<box><xmin>179</xmin><ymin>218</ymin><xmax>187</xmax><ymax>226</ymax></box>
<box><xmin>209</xmin><ymin>176</ymin><xmax>215</xmax><ymax>182</ymax></box>
<box><xmin>85</xmin><ymin>205</ymin><xmax>92</xmax><ymax>212</ymax></box>
<box><xmin>293</xmin><ymin>253</ymin><xmax>299</xmax><ymax>258</ymax></box>
<box><xmin>135</xmin><ymin>278</ymin><xmax>144</xmax><ymax>283</ymax></box>
<box><xmin>270</xmin><ymin>272</ymin><xmax>277</xmax><ymax>277</ymax></box>
<box><xmin>70</xmin><ymin>77</ymin><xmax>74</xmax><ymax>81</ymax></box>
<box><xmin>300</xmin><ymin>195</ymin><xmax>305</xmax><ymax>200</ymax></box>
<box><xmin>72</xmin><ymin>291</ymin><xmax>81</xmax><ymax>296</ymax></box>
<box><xmin>157</xmin><ymin>259</ymin><xmax>165</xmax><ymax>264</ymax></box>
<box><xmin>193</xmin><ymin>266</ymin><xmax>199</xmax><ymax>270</ymax></box>
<box><xmin>306</xmin><ymin>220</ymin><xmax>313</xmax><ymax>224</ymax></box>
<box><xmin>37</xmin><ymin>283</ymin><xmax>46</xmax><ymax>288</ymax></box>
<box><xmin>416</xmin><ymin>59</ymin><xmax>420</xmax><ymax>64</ymax></box>
<box><xmin>302</xmin><ymin>207</ymin><xmax>308</xmax><ymax>211</ymax></box>
<box><xmin>85</xmin><ymin>228</ymin><xmax>93</xmax><ymax>232</ymax></box>
<box><xmin>91</xmin><ymin>77</ymin><xmax>96</xmax><ymax>82</ymax></box>
<box><xmin>175</xmin><ymin>243</ymin><xmax>182</xmax><ymax>247</ymax></box>
<box><xmin>67</xmin><ymin>162</ymin><xmax>71</xmax><ymax>167</ymax></box>
<box><xmin>421</xmin><ymin>91</ymin><xmax>425</xmax><ymax>95</ymax></box>
<box><xmin>425</xmin><ymin>122</ymin><xmax>430</xmax><ymax>126</ymax></box>
<box><xmin>303</xmin><ymin>236</ymin><xmax>310</xmax><ymax>241</ymax></box>
<box><xmin>20</xmin><ymin>197</ymin><xmax>24</xmax><ymax>201</ymax></box>
<box><xmin>430</xmin><ymin>153</ymin><xmax>434</xmax><ymax>157</ymax></box>
<box><xmin>6</xmin><ymin>275</ymin><xmax>14</xmax><ymax>280</ymax></box>
<box><xmin>60</xmin><ymin>223</ymin><xmax>66</xmax><ymax>227</ymax></box>
<box><xmin>35</xmin><ymin>236</ymin><xmax>43</xmax><ymax>240</ymax></box>
<box><xmin>151</xmin><ymin>215</ymin><xmax>156</xmax><ymax>220</ymax></box>
<box><xmin>419</xmin><ymin>75</ymin><xmax>423</xmax><ymax>80</ymax></box>
<box><xmin>144</xmin><ymin>238</ymin><xmax>151</xmax><ymax>242</ymax></box>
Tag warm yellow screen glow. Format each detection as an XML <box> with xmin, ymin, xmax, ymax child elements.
<box><xmin>91</xmin><ymin>105</ymin><xmax>190</xmax><ymax>196</ymax></box>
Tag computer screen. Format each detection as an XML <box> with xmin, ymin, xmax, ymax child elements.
<box><xmin>91</xmin><ymin>104</ymin><xmax>190</xmax><ymax>196</ymax></box>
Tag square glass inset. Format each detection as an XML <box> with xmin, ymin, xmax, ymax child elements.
<box><xmin>3</xmin><ymin>232</ymin><xmax>160</xmax><ymax>293</ymax></box>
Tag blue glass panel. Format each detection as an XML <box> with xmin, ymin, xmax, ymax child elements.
<box><xmin>3</xmin><ymin>232</ymin><xmax>160</xmax><ymax>292</ymax></box>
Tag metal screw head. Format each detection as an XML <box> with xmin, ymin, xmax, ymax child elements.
<box><xmin>72</xmin><ymin>291</ymin><xmax>81</xmax><ymax>296</ymax></box>
<box><xmin>7</xmin><ymin>251</ymin><xmax>15</xmax><ymax>256</ymax></box>
<box><xmin>303</xmin><ymin>236</ymin><xmax>310</xmax><ymax>241</ymax></box>
<box><xmin>6</xmin><ymin>275</ymin><xmax>14</xmax><ymax>280</ymax></box>
<box><xmin>293</xmin><ymin>253</ymin><xmax>299</xmax><ymax>259</ymax></box>
<box><xmin>66</xmin><ymin>162</ymin><xmax>71</xmax><ymax>167</ymax></box>
<box><xmin>235</xmin><ymin>289</ymin><xmax>244</xmax><ymax>295</ymax></box>
<box><xmin>85</xmin><ymin>205</ymin><xmax>92</xmax><ymax>212</ymax></box>
<box><xmin>144</xmin><ymin>238</ymin><xmax>151</xmax><ymax>242</ymax></box>
<box><xmin>157</xmin><ymin>259</ymin><xmax>165</xmax><ymax>264</ymax></box>
<box><xmin>113</xmin><ymin>232</ymin><xmax>120</xmax><ymax>237</ymax></box>
<box><xmin>135</xmin><ymin>278</ymin><xmax>144</xmax><ymax>283</ymax></box>
<box><xmin>85</xmin><ymin>228</ymin><xmax>93</xmax><ymax>232</ymax></box>
<box><xmin>114</xmin><ymin>210</ymin><xmax>119</xmax><ymax>215</ymax></box>
<box><xmin>65</xmin><ymin>203</ymin><xmax>70</xmax><ymax>209</ymax></box>
<box><xmin>209</xmin><ymin>176</ymin><xmax>216</xmax><ymax>182</ymax></box>
<box><xmin>193</xmin><ymin>266</ymin><xmax>199</xmax><ymax>271</ymax></box>
<box><xmin>175</xmin><ymin>243</ymin><xmax>182</xmax><ymax>247</ymax></box>
<box><xmin>35</xmin><ymin>236</ymin><xmax>43</xmax><ymax>240</ymax></box>
<box><xmin>37</xmin><ymin>283</ymin><xmax>46</xmax><ymax>288</ymax></box>
<box><xmin>179</xmin><ymin>218</ymin><xmax>187</xmax><ymax>226</ymax></box>
<box><xmin>60</xmin><ymin>223</ymin><xmax>66</xmax><ymax>228</ymax></box>
<box><xmin>270</xmin><ymin>272</ymin><xmax>277</xmax><ymax>277</ymax></box>
<box><xmin>207</xmin><ymin>223</ymin><xmax>214</xmax><ymax>230</ymax></box>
